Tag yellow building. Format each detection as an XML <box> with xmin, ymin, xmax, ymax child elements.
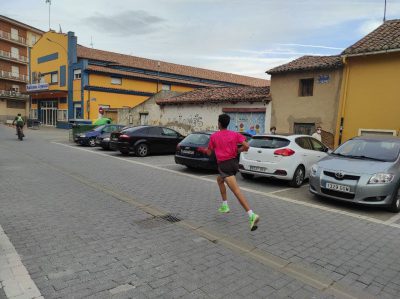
<box><xmin>28</xmin><ymin>31</ymin><xmax>268</xmax><ymax>126</ymax></box>
<box><xmin>335</xmin><ymin>19</ymin><xmax>400</xmax><ymax>146</ymax></box>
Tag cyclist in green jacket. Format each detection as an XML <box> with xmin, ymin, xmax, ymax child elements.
<box><xmin>12</xmin><ymin>113</ymin><xmax>25</xmax><ymax>137</ymax></box>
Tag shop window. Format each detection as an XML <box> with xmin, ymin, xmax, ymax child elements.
<box><xmin>299</xmin><ymin>78</ymin><xmax>314</xmax><ymax>97</ymax></box>
<box><xmin>51</xmin><ymin>72</ymin><xmax>58</xmax><ymax>84</ymax></box>
<box><xmin>111</xmin><ymin>77</ymin><xmax>122</xmax><ymax>85</ymax></box>
<box><xmin>73</xmin><ymin>69</ymin><xmax>81</xmax><ymax>79</ymax></box>
<box><xmin>57</xmin><ymin>109</ymin><xmax>68</xmax><ymax>121</ymax></box>
<box><xmin>30</xmin><ymin>109</ymin><xmax>38</xmax><ymax>119</ymax></box>
<box><xmin>7</xmin><ymin>99</ymin><xmax>25</xmax><ymax>109</ymax></box>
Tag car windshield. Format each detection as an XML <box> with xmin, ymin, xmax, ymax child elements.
<box><xmin>333</xmin><ymin>139</ymin><xmax>400</xmax><ymax>162</ymax></box>
<box><xmin>182</xmin><ymin>133</ymin><xmax>210</xmax><ymax>145</ymax></box>
<box><xmin>94</xmin><ymin>125</ymin><xmax>106</xmax><ymax>132</ymax></box>
<box><xmin>249</xmin><ymin>136</ymin><xmax>290</xmax><ymax>149</ymax></box>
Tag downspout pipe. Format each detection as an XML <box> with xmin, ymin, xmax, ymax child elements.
<box><xmin>338</xmin><ymin>55</ymin><xmax>350</xmax><ymax>146</ymax></box>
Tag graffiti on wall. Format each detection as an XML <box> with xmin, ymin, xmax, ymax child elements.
<box><xmin>227</xmin><ymin>112</ymin><xmax>265</xmax><ymax>134</ymax></box>
<box><xmin>165</xmin><ymin>113</ymin><xmax>205</xmax><ymax>132</ymax></box>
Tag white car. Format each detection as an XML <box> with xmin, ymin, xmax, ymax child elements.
<box><xmin>239</xmin><ymin>134</ymin><xmax>330</xmax><ymax>187</ymax></box>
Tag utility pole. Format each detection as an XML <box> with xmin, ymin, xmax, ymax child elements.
<box><xmin>45</xmin><ymin>0</ymin><xmax>51</xmax><ymax>30</ymax></box>
<box><xmin>383</xmin><ymin>0</ymin><xmax>387</xmax><ymax>22</ymax></box>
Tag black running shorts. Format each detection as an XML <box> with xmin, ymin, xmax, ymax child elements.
<box><xmin>218</xmin><ymin>158</ymin><xmax>239</xmax><ymax>178</ymax></box>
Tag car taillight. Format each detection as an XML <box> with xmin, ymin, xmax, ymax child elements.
<box><xmin>274</xmin><ymin>148</ymin><xmax>295</xmax><ymax>156</ymax></box>
<box><xmin>119</xmin><ymin>134</ymin><xmax>129</xmax><ymax>139</ymax></box>
<box><xmin>196</xmin><ymin>147</ymin><xmax>208</xmax><ymax>154</ymax></box>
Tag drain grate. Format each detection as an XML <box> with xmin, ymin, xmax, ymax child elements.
<box><xmin>159</xmin><ymin>214</ymin><xmax>181</xmax><ymax>223</ymax></box>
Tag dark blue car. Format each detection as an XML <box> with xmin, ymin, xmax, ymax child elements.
<box><xmin>75</xmin><ymin>124</ymin><xmax>125</xmax><ymax>147</ymax></box>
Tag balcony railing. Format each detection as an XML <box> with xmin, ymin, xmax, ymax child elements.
<box><xmin>0</xmin><ymin>30</ymin><xmax>27</xmax><ymax>46</ymax></box>
<box><xmin>0</xmin><ymin>50</ymin><xmax>28</xmax><ymax>63</ymax></box>
<box><xmin>0</xmin><ymin>90</ymin><xmax>29</xmax><ymax>99</ymax></box>
<box><xmin>0</xmin><ymin>70</ymin><xmax>29</xmax><ymax>82</ymax></box>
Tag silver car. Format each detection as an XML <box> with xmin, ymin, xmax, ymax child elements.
<box><xmin>309</xmin><ymin>136</ymin><xmax>400</xmax><ymax>212</ymax></box>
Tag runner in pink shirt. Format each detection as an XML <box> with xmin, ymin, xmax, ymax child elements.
<box><xmin>200</xmin><ymin>114</ymin><xmax>260</xmax><ymax>231</ymax></box>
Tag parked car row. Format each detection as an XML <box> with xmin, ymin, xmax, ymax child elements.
<box><xmin>75</xmin><ymin>125</ymin><xmax>400</xmax><ymax>212</ymax></box>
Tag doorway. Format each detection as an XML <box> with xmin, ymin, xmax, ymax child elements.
<box><xmin>40</xmin><ymin>101</ymin><xmax>58</xmax><ymax>126</ymax></box>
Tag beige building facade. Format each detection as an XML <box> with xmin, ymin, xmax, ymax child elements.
<box><xmin>268</xmin><ymin>56</ymin><xmax>343</xmax><ymax>147</ymax></box>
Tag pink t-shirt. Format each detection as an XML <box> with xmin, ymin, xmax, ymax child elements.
<box><xmin>208</xmin><ymin>130</ymin><xmax>245</xmax><ymax>163</ymax></box>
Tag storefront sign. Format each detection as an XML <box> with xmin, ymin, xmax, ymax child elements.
<box><xmin>26</xmin><ymin>83</ymin><xmax>49</xmax><ymax>92</ymax></box>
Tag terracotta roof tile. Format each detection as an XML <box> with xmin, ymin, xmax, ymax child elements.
<box><xmin>78</xmin><ymin>45</ymin><xmax>269</xmax><ymax>87</ymax></box>
<box><xmin>343</xmin><ymin>19</ymin><xmax>400</xmax><ymax>55</ymax></box>
<box><xmin>267</xmin><ymin>55</ymin><xmax>343</xmax><ymax>74</ymax></box>
<box><xmin>156</xmin><ymin>86</ymin><xmax>270</xmax><ymax>105</ymax></box>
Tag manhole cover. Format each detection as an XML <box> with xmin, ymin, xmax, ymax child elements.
<box><xmin>133</xmin><ymin>214</ymin><xmax>181</xmax><ymax>229</ymax></box>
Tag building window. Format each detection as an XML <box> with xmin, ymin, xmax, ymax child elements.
<box><xmin>7</xmin><ymin>99</ymin><xmax>25</xmax><ymax>109</ymax></box>
<box><xmin>161</xmin><ymin>84</ymin><xmax>171</xmax><ymax>91</ymax></box>
<box><xmin>59</xmin><ymin>97</ymin><xmax>67</xmax><ymax>104</ymax></box>
<box><xmin>73</xmin><ymin>69</ymin><xmax>82</xmax><ymax>79</ymax></box>
<box><xmin>299</xmin><ymin>78</ymin><xmax>314</xmax><ymax>97</ymax></box>
<box><xmin>11</xmin><ymin>28</ymin><xmax>18</xmax><ymax>40</ymax></box>
<box><xmin>11</xmin><ymin>66</ymin><xmax>19</xmax><ymax>78</ymax></box>
<box><xmin>111</xmin><ymin>77</ymin><xmax>122</xmax><ymax>85</ymax></box>
<box><xmin>30</xmin><ymin>109</ymin><xmax>38</xmax><ymax>119</ymax></box>
<box><xmin>57</xmin><ymin>109</ymin><xmax>68</xmax><ymax>121</ymax></box>
<box><xmin>51</xmin><ymin>72</ymin><xmax>58</xmax><ymax>84</ymax></box>
<box><xmin>294</xmin><ymin>123</ymin><xmax>315</xmax><ymax>135</ymax></box>
<box><xmin>11</xmin><ymin>47</ymin><xmax>19</xmax><ymax>59</ymax></box>
<box><xmin>31</xmin><ymin>99</ymin><xmax>37</xmax><ymax>104</ymax></box>
<box><xmin>11</xmin><ymin>85</ymin><xmax>20</xmax><ymax>92</ymax></box>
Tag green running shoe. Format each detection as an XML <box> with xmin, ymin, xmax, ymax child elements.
<box><xmin>249</xmin><ymin>213</ymin><xmax>259</xmax><ymax>231</ymax></box>
<box><xmin>218</xmin><ymin>204</ymin><xmax>230</xmax><ymax>213</ymax></box>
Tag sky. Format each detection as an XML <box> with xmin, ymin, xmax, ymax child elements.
<box><xmin>3</xmin><ymin>0</ymin><xmax>400</xmax><ymax>79</ymax></box>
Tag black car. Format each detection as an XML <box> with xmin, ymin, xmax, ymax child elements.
<box><xmin>95</xmin><ymin>125</ymin><xmax>126</xmax><ymax>150</ymax></box>
<box><xmin>175</xmin><ymin>131</ymin><xmax>252</xmax><ymax>170</ymax></box>
<box><xmin>109</xmin><ymin>125</ymin><xmax>185</xmax><ymax>156</ymax></box>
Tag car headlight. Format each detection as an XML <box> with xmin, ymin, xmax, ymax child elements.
<box><xmin>79</xmin><ymin>133</ymin><xmax>86</xmax><ymax>137</ymax></box>
<box><xmin>311</xmin><ymin>164</ymin><xmax>318</xmax><ymax>176</ymax></box>
<box><xmin>103</xmin><ymin>137</ymin><xmax>110</xmax><ymax>141</ymax></box>
<box><xmin>368</xmin><ymin>173</ymin><xmax>394</xmax><ymax>184</ymax></box>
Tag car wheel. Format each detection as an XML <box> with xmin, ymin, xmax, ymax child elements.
<box><xmin>88</xmin><ymin>138</ymin><xmax>96</xmax><ymax>147</ymax></box>
<box><xmin>241</xmin><ymin>173</ymin><xmax>254</xmax><ymax>179</ymax></box>
<box><xmin>120</xmin><ymin>150</ymin><xmax>129</xmax><ymax>155</ymax></box>
<box><xmin>289</xmin><ymin>165</ymin><xmax>305</xmax><ymax>188</ymax></box>
<box><xmin>388</xmin><ymin>185</ymin><xmax>400</xmax><ymax>213</ymax></box>
<box><xmin>136</xmin><ymin>143</ymin><xmax>149</xmax><ymax>157</ymax></box>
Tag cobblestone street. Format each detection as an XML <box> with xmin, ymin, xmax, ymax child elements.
<box><xmin>1</xmin><ymin>126</ymin><xmax>400</xmax><ymax>298</ymax></box>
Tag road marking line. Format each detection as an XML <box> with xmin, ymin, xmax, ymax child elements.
<box><xmin>385</xmin><ymin>212</ymin><xmax>400</xmax><ymax>224</ymax></box>
<box><xmin>267</xmin><ymin>187</ymin><xmax>293</xmax><ymax>194</ymax></box>
<box><xmin>199</xmin><ymin>174</ymin><xmax>218</xmax><ymax>178</ymax></box>
<box><xmin>52</xmin><ymin>142</ymin><xmax>400</xmax><ymax>229</ymax></box>
<box><xmin>154</xmin><ymin>163</ymin><xmax>179</xmax><ymax>167</ymax></box>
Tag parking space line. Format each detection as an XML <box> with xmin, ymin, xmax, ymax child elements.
<box><xmin>154</xmin><ymin>164</ymin><xmax>180</xmax><ymax>167</ymax></box>
<box><xmin>52</xmin><ymin>142</ymin><xmax>400</xmax><ymax>229</ymax></box>
<box><xmin>385</xmin><ymin>212</ymin><xmax>400</xmax><ymax>224</ymax></box>
<box><xmin>267</xmin><ymin>187</ymin><xmax>294</xmax><ymax>194</ymax></box>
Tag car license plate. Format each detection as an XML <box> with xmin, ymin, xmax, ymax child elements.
<box><xmin>249</xmin><ymin>165</ymin><xmax>267</xmax><ymax>172</ymax></box>
<box><xmin>326</xmin><ymin>183</ymin><xmax>351</xmax><ymax>193</ymax></box>
<box><xmin>181</xmin><ymin>149</ymin><xmax>194</xmax><ymax>155</ymax></box>
<box><xmin>111</xmin><ymin>138</ymin><xmax>118</xmax><ymax>141</ymax></box>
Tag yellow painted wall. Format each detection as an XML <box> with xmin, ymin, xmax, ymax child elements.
<box><xmin>30</xmin><ymin>31</ymin><xmax>68</xmax><ymax>91</ymax></box>
<box><xmin>171</xmin><ymin>85</ymin><xmax>193</xmax><ymax>92</ymax></box>
<box><xmin>90</xmin><ymin>74</ymin><xmax>157</xmax><ymax>93</ymax></box>
<box><xmin>83</xmin><ymin>90</ymin><xmax>149</xmax><ymax>121</ymax></box>
<box><xmin>335</xmin><ymin>53</ymin><xmax>400</xmax><ymax>146</ymax></box>
<box><xmin>73</xmin><ymin>79</ymin><xmax>81</xmax><ymax>101</ymax></box>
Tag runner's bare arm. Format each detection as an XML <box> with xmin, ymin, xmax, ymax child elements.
<box><xmin>238</xmin><ymin>141</ymin><xmax>249</xmax><ymax>153</ymax></box>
